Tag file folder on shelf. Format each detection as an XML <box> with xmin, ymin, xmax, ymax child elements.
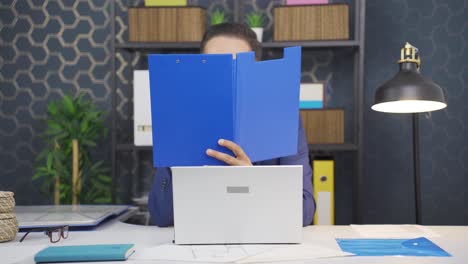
<box><xmin>300</xmin><ymin>83</ymin><xmax>325</xmax><ymax>109</ymax></box>
<box><xmin>313</xmin><ymin>159</ymin><xmax>334</xmax><ymax>225</ymax></box>
<box><xmin>148</xmin><ymin>47</ymin><xmax>301</xmax><ymax>166</ymax></box>
<box><xmin>134</xmin><ymin>70</ymin><xmax>152</xmax><ymax>146</ymax></box>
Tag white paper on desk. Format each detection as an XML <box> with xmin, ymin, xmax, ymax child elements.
<box><xmin>351</xmin><ymin>224</ymin><xmax>440</xmax><ymax>238</ymax></box>
<box><xmin>132</xmin><ymin>244</ymin><xmax>278</xmax><ymax>262</ymax></box>
<box><xmin>236</xmin><ymin>244</ymin><xmax>353</xmax><ymax>263</ymax></box>
<box><xmin>133</xmin><ymin>243</ymin><xmax>351</xmax><ymax>263</ymax></box>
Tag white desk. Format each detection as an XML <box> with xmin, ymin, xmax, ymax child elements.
<box><xmin>1</xmin><ymin>219</ymin><xmax>467</xmax><ymax>264</ymax></box>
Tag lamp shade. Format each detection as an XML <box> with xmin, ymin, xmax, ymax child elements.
<box><xmin>371</xmin><ymin>43</ymin><xmax>447</xmax><ymax>113</ymax></box>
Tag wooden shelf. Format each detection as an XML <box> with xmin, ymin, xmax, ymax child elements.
<box><xmin>262</xmin><ymin>40</ymin><xmax>359</xmax><ymax>49</ymax></box>
<box><xmin>116</xmin><ymin>42</ymin><xmax>200</xmax><ymax>50</ymax></box>
<box><xmin>116</xmin><ymin>143</ymin><xmax>357</xmax><ymax>152</ymax></box>
<box><xmin>115</xmin><ymin>40</ymin><xmax>359</xmax><ymax>51</ymax></box>
<box><xmin>116</xmin><ymin>144</ymin><xmax>152</xmax><ymax>151</ymax></box>
<box><xmin>308</xmin><ymin>143</ymin><xmax>357</xmax><ymax>152</ymax></box>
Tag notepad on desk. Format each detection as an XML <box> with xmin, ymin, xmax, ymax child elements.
<box><xmin>34</xmin><ymin>244</ymin><xmax>135</xmax><ymax>263</ymax></box>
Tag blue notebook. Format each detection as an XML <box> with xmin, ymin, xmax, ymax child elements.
<box><xmin>336</xmin><ymin>237</ymin><xmax>451</xmax><ymax>257</ymax></box>
<box><xmin>148</xmin><ymin>47</ymin><xmax>301</xmax><ymax>166</ymax></box>
<box><xmin>34</xmin><ymin>244</ymin><xmax>135</xmax><ymax>263</ymax></box>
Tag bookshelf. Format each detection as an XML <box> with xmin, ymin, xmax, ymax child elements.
<box><xmin>111</xmin><ymin>0</ymin><xmax>365</xmax><ymax>223</ymax></box>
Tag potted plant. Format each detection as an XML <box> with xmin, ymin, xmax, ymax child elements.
<box><xmin>211</xmin><ymin>9</ymin><xmax>225</xmax><ymax>25</ymax></box>
<box><xmin>34</xmin><ymin>93</ymin><xmax>111</xmax><ymax>205</ymax></box>
<box><xmin>246</xmin><ymin>11</ymin><xmax>265</xmax><ymax>42</ymax></box>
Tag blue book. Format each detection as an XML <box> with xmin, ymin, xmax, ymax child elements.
<box><xmin>34</xmin><ymin>244</ymin><xmax>135</xmax><ymax>263</ymax></box>
<box><xmin>148</xmin><ymin>47</ymin><xmax>301</xmax><ymax>166</ymax></box>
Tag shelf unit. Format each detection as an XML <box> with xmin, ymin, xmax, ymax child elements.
<box><xmin>116</xmin><ymin>143</ymin><xmax>358</xmax><ymax>152</ymax></box>
<box><xmin>116</xmin><ymin>40</ymin><xmax>360</xmax><ymax>50</ymax></box>
<box><xmin>111</xmin><ymin>0</ymin><xmax>365</xmax><ymax>223</ymax></box>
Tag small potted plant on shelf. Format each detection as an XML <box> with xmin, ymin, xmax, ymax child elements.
<box><xmin>211</xmin><ymin>9</ymin><xmax>225</xmax><ymax>25</ymax></box>
<box><xmin>246</xmin><ymin>11</ymin><xmax>265</xmax><ymax>42</ymax></box>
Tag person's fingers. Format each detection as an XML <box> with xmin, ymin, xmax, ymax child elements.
<box><xmin>217</xmin><ymin>139</ymin><xmax>248</xmax><ymax>159</ymax></box>
<box><xmin>206</xmin><ymin>149</ymin><xmax>242</xmax><ymax>166</ymax></box>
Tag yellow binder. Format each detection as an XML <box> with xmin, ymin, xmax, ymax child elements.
<box><xmin>145</xmin><ymin>0</ymin><xmax>187</xmax><ymax>6</ymax></box>
<box><xmin>313</xmin><ymin>160</ymin><xmax>334</xmax><ymax>225</ymax></box>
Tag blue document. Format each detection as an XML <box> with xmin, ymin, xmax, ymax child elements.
<box><xmin>336</xmin><ymin>237</ymin><xmax>451</xmax><ymax>257</ymax></box>
<box><xmin>148</xmin><ymin>47</ymin><xmax>301</xmax><ymax>166</ymax></box>
<box><xmin>34</xmin><ymin>244</ymin><xmax>135</xmax><ymax>263</ymax></box>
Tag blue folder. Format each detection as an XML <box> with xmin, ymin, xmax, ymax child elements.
<box><xmin>336</xmin><ymin>237</ymin><xmax>451</xmax><ymax>257</ymax></box>
<box><xmin>148</xmin><ymin>47</ymin><xmax>301</xmax><ymax>166</ymax></box>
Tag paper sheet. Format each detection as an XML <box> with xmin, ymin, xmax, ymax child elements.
<box><xmin>132</xmin><ymin>243</ymin><xmax>352</xmax><ymax>263</ymax></box>
<box><xmin>351</xmin><ymin>225</ymin><xmax>439</xmax><ymax>238</ymax></box>
<box><xmin>237</xmin><ymin>244</ymin><xmax>353</xmax><ymax>263</ymax></box>
<box><xmin>133</xmin><ymin>244</ymin><xmax>276</xmax><ymax>263</ymax></box>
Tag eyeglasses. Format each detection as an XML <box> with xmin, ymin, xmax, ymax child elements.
<box><xmin>19</xmin><ymin>225</ymin><xmax>69</xmax><ymax>243</ymax></box>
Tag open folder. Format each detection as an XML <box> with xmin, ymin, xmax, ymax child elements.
<box><xmin>148</xmin><ymin>47</ymin><xmax>301</xmax><ymax>166</ymax></box>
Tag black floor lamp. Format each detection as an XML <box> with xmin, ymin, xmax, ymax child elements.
<box><xmin>371</xmin><ymin>43</ymin><xmax>447</xmax><ymax>224</ymax></box>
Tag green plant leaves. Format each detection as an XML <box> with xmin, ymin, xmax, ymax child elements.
<box><xmin>211</xmin><ymin>9</ymin><xmax>225</xmax><ymax>25</ymax></box>
<box><xmin>246</xmin><ymin>11</ymin><xmax>265</xmax><ymax>28</ymax></box>
<box><xmin>63</xmin><ymin>95</ymin><xmax>75</xmax><ymax>115</ymax></box>
<box><xmin>48</xmin><ymin>102</ymin><xmax>57</xmax><ymax>115</ymax></box>
<box><xmin>34</xmin><ymin>92</ymin><xmax>111</xmax><ymax>205</ymax></box>
<box><xmin>46</xmin><ymin>153</ymin><xmax>53</xmax><ymax>170</ymax></box>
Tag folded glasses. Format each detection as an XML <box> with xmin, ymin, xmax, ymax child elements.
<box><xmin>19</xmin><ymin>225</ymin><xmax>69</xmax><ymax>243</ymax></box>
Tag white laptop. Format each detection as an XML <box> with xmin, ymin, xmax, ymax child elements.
<box><xmin>171</xmin><ymin>165</ymin><xmax>303</xmax><ymax>245</ymax></box>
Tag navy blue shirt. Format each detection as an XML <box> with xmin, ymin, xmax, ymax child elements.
<box><xmin>148</xmin><ymin>117</ymin><xmax>316</xmax><ymax>227</ymax></box>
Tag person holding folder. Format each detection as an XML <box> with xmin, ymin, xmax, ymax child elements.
<box><xmin>148</xmin><ymin>22</ymin><xmax>316</xmax><ymax>227</ymax></box>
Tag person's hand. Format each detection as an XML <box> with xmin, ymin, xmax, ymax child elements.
<box><xmin>206</xmin><ymin>139</ymin><xmax>252</xmax><ymax>166</ymax></box>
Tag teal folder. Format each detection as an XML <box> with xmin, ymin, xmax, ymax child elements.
<box><xmin>148</xmin><ymin>47</ymin><xmax>301</xmax><ymax>166</ymax></box>
<box><xmin>34</xmin><ymin>244</ymin><xmax>135</xmax><ymax>263</ymax></box>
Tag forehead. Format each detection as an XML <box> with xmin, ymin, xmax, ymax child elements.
<box><xmin>203</xmin><ymin>36</ymin><xmax>252</xmax><ymax>55</ymax></box>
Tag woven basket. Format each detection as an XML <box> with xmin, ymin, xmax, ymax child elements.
<box><xmin>0</xmin><ymin>213</ymin><xmax>18</xmax><ymax>242</ymax></box>
<box><xmin>0</xmin><ymin>192</ymin><xmax>15</xmax><ymax>214</ymax></box>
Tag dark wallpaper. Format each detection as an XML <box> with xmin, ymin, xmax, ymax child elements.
<box><xmin>364</xmin><ymin>0</ymin><xmax>467</xmax><ymax>224</ymax></box>
<box><xmin>0</xmin><ymin>0</ymin><xmax>113</xmax><ymax>204</ymax></box>
<box><xmin>0</xmin><ymin>0</ymin><xmax>466</xmax><ymax>224</ymax></box>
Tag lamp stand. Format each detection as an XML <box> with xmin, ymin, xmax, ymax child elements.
<box><xmin>412</xmin><ymin>113</ymin><xmax>422</xmax><ymax>224</ymax></box>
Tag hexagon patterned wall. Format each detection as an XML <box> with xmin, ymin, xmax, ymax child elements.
<box><xmin>364</xmin><ymin>0</ymin><xmax>467</xmax><ymax>225</ymax></box>
<box><xmin>1</xmin><ymin>0</ymin><xmax>466</xmax><ymax>224</ymax></box>
<box><xmin>1</xmin><ymin>0</ymin><xmax>113</xmax><ymax>205</ymax></box>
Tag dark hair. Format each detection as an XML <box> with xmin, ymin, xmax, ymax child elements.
<box><xmin>200</xmin><ymin>22</ymin><xmax>262</xmax><ymax>60</ymax></box>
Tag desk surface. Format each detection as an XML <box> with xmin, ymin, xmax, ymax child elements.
<box><xmin>1</xmin><ymin>219</ymin><xmax>467</xmax><ymax>264</ymax></box>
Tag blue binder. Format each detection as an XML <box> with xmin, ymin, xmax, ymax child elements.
<box><xmin>148</xmin><ymin>47</ymin><xmax>301</xmax><ymax>166</ymax></box>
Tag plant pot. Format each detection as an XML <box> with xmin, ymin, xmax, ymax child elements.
<box><xmin>251</xmin><ymin>27</ymin><xmax>264</xmax><ymax>42</ymax></box>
